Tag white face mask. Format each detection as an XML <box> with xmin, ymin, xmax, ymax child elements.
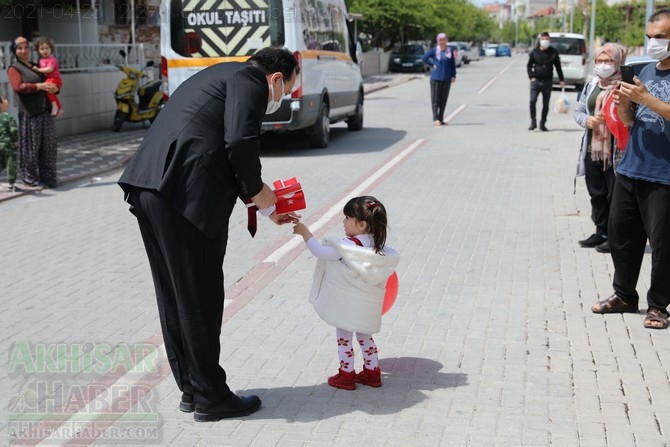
<box><xmin>595</xmin><ymin>63</ymin><xmax>616</xmax><ymax>79</ymax></box>
<box><xmin>646</xmin><ymin>38</ymin><xmax>670</xmax><ymax>61</ymax></box>
<box><xmin>539</xmin><ymin>39</ymin><xmax>550</xmax><ymax>49</ymax></box>
<box><xmin>265</xmin><ymin>77</ymin><xmax>284</xmax><ymax>115</ymax></box>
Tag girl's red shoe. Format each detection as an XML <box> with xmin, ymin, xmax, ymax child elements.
<box><xmin>327</xmin><ymin>368</ymin><xmax>356</xmax><ymax>390</ymax></box>
<box><xmin>355</xmin><ymin>367</ymin><xmax>382</xmax><ymax>387</ymax></box>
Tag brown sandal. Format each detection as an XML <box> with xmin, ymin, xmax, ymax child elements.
<box><xmin>643</xmin><ymin>308</ymin><xmax>669</xmax><ymax>329</ymax></box>
<box><xmin>591</xmin><ymin>294</ymin><xmax>639</xmax><ymax>314</ymax></box>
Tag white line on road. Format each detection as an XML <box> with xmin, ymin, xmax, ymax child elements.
<box><xmin>478</xmin><ymin>77</ymin><xmax>498</xmax><ymax>94</ymax></box>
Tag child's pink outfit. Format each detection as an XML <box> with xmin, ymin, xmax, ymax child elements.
<box><xmin>304</xmin><ymin>233</ymin><xmax>400</xmax><ymax>389</ymax></box>
<box><xmin>39</xmin><ymin>55</ymin><xmax>62</xmax><ymax>114</ymax></box>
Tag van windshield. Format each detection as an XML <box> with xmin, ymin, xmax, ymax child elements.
<box><xmin>170</xmin><ymin>0</ymin><xmax>285</xmax><ymax>57</ymax></box>
<box><xmin>551</xmin><ymin>37</ymin><xmax>585</xmax><ymax>55</ymax></box>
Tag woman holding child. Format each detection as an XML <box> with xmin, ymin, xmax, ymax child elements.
<box><xmin>7</xmin><ymin>36</ymin><xmax>59</xmax><ymax>189</ymax></box>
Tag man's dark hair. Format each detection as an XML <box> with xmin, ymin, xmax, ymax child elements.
<box><xmin>649</xmin><ymin>8</ymin><xmax>670</xmax><ymax>22</ymax></box>
<box><xmin>249</xmin><ymin>47</ymin><xmax>300</xmax><ymax>80</ymax></box>
<box><xmin>540</xmin><ymin>32</ymin><xmax>550</xmax><ymax>38</ymax></box>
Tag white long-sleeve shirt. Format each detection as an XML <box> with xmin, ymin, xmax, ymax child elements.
<box><xmin>305</xmin><ymin>233</ymin><xmax>374</xmax><ymax>260</ymax></box>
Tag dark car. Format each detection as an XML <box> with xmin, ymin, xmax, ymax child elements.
<box><xmin>390</xmin><ymin>44</ymin><xmax>429</xmax><ymax>73</ymax></box>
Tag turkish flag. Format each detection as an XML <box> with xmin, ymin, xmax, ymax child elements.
<box><xmin>603</xmin><ymin>92</ymin><xmax>630</xmax><ymax>151</ymax></box>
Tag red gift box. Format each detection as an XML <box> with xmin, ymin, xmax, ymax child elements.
<box><xmin>273</xmin><ymin>177</ymin><xmax>306</xmax><ymax>214</ymax></box>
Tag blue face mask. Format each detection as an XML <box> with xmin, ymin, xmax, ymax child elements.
<box><xmin>265</xmin><ymin>77</ymin><xmax>284</xmax><ymax>115</ymax></box>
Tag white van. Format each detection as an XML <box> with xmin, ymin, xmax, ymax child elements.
<box><xmin>548</xmin><ymin>32</ymin><xmax>588</xmax><ymax>91</ymax></box>
<box><xmin>160</xmin><ymin>0</ymin><xmax>364</xmax><ymax>148</ymax></box>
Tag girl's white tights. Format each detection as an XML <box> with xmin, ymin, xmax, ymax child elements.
<box><xmin>335</xmin><ymin>328</ymin><xmax>379</xmax><ymax>372</ymax></box>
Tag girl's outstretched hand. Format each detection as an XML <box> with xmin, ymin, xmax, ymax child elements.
<box><xmin>293</xmin><ymin>222</ymin><xmax>313</xmax><ymax>242</ymax></box>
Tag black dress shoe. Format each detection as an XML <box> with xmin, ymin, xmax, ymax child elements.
<box><xmin>180</xmin><ymin>393</ymin><xmax>195</xmax><ymax>413</ymax></box>
<box><xmin>528</xmin><ymin>121</ymin><xmax>537</xmax><ymax>130</ymax></box>
<box><xmin>579</xmin><ymin>233</ymin><xmax>607</xmax><ymax>248</ymax></box>
<box><xmin>194</xmin><ymin>394</ymin><xmax>261</xmax><ymax>422</ymax></box>
<box><xmin>540</xmin><ymin>124</ymin><xmax>549</xmax><ymax>131</ymax></box>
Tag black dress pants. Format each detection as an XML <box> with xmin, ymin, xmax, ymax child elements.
<box><xmin>129</xmin><ymin>188</ymin><xmax>234</xmax><ymax>409</ymax></box>
<box><xmin>584</xmin><ymin>152</ymin><xmax>616</xmax><ymax>236</ymax></box>
<box><xmin>529</xmin><ymin>79</ymin><xmax>552</xmax><ymax>124</ymax></box>
<box><xmin>609</xmin><ymin>174</ymin><xmax>670</xmax><ymax>310</ymax></box>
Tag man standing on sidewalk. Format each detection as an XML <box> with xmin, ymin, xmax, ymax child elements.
<box><xmin>118</xmin><ymin>47</ymin><xmax>300</xmax><ymax>421</ymax></box>
<box><xmin>590</xmin><ymin>10</ymin><xmax>670</xmax><ymax>330</ymax></box>
<box><xmin>527</xmin><ymin>32</ymin><xmax>565</xmax><ymax>131</ymax></box>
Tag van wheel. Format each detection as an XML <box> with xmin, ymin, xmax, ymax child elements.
<box><xmin>347</xmin><ymin>94</ymin><xmax>363</xmax><ymax>131</ymax></box>
<box><xmin>112</xmin><ymin>110</ymin><xmax>127</xmax><ymax>132</ymax></box>
<box><xmin>309</xmin><ymin>101</ymin><xmax>330</xmax><ymax>148</ymax></box>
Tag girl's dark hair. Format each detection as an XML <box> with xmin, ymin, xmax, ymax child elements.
<box><xmin>343</xmin><ymin>196</ymin><xmax>388</xmax><ymax>253</ymax></box>
<box><xmin>248</xmin><ymin>47</ymin><xmax>300</xmax><ymax>80</ymax></box>
<box><xmin>34</xmin><ymin>37</ymin><xmax>55</xmax><ymax>53</ymax></box>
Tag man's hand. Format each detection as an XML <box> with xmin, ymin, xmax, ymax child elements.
<box><xmin>559</xmin><ymin>81</ymin><xmax>566</xmax><ymax>88</ymax></box>
<box><xmin>270</xmin><ymin>211</ymin><xmax>300</xmax><ymax>225</ymax></box>
<box><xmin>618</xmin><ymin>76</ymin><xmax>648</xmax><ymax>105</ymax></box>
<box><xmin>250</xmin><ymin>183</ymin><xmax>277</xmax><ymax>210</ymax></box>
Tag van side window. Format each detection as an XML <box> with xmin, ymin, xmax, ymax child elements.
<box><xmin>300</xmin><ymin>0</ymin><xmax>349</xmax><ymax>53</ymax></box>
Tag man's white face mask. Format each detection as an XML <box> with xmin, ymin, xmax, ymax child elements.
<box><xmin>539</xmin><ymin>39</ymin><xmax>550</xmax><ymax>49</ymax></box>
<box><xmin>265</xmin><ymin>77</ymin><xmax>284</xmax><ymax>115</ymax></box>
<box><xmin>646</xmin><ymin>38</ymin><xmax>670</xmax><ymax>61</ymax></box>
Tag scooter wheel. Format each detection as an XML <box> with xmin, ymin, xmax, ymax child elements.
<box><xmin>112</xmin><ymin>110</ymin><xmax>128</xmax><ymax>132</ymax></box>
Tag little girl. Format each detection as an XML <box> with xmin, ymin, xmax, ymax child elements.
<box><xmin>32</xmin><ymin>37</ymin><xmax>63</xmax><ymax>117</ymax></box>
<box><xmin>293</xmin><ymin>196</ymin><xmax>400</xmax><ymax>390</ymax></box>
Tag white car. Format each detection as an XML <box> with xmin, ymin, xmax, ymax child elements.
<box><xmin>485</xmin><ymin>44</ymin><xmax>498</xmax><ymax>57</ymax></box>
<box><xmin>548</xmin><ymin>32</ymin><xmax>588</xmax><ymax>91</ymax></box>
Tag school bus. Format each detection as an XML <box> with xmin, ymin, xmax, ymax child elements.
<box><xmin>160</xmin><ymin>0</ymin><xmax>364</xmax><ymax>147</ymax></box>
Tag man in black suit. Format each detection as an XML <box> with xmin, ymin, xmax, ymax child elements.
<box><xmin>118</xmin><ymin>47</ymin><xmax>300</xmax><ymax>422</ymax></box>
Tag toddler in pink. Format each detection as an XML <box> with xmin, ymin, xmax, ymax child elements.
<box><xmin>32</xmin><ymin>37</ymin><xmax>63</xmax><ymax>117</ymax></box>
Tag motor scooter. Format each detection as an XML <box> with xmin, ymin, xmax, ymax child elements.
<box><xmin>112</xmin><ymin>50</ymin><xmax>164</xmax><ymax>132</ymax></box>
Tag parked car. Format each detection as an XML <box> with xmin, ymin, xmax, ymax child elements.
<box><xmin>485</xmin><ymin>44</ymin><xmax>498</xmax><ymax>57</ymax></box>
<box><xmin>447</xmin><ymin>43</ymin><xmax>463</xmax><ymax>67</ymax></box>
<box><xmin>548</xmin><ymin>32</ymin><xmax>588</xmax><ymax>92</ymax></box>
<box><xmin>389</xmin><ymin>44</ymin><xmax>429</xmax><ymax>73</ymax></box>
<box><xmin>496</xmin><ymin>43</ymin><xmax>512</xmax><ymax>57</ymax></box>
<box><xmin>452</xmin><ymin>41</ymin><xmax>471</xmax><ymax>64</ymax></box>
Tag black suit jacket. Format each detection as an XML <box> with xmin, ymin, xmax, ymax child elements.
<box><xmin>119</xmin><ymin>62</ymin><xmax>269</xmax><ymax>239</ymax></box>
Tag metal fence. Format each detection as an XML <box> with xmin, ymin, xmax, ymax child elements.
<box><xmin>0</xmin><ymin>42</ymin><xmax>148</xmax><ymax>121</ymax></box>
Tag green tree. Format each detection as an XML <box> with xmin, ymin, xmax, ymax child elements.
<box><xmin>345</xmin><ymin>0</ymin><xmax>497</xmax><ymax>49</ymax></box>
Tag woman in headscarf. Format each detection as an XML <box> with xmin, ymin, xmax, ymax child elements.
<box><xmin>573</xmin><ymin>42</ymin><xmax>627</xmax><ymax>254</ymax></box>
<box><xmin>421</xmin><ymin>33</ymin><xmax>457</xmax><ymax>127</ymax></box>
<box><xmin>7</xmin><ymin>36</ymin><xmax>60</xmax><ymax>189</ymax></box>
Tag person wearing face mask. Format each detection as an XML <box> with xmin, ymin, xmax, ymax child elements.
<box><xmin>527</xmin><ymin>32</ymin><xmax>565</xmax><ymax>131</ymax></box>
<box><xmin>572</xmin><ymin>43</ymin><xmax>627</xmax><ymax>254</ymax></box>
<box><xmin>117</xmin><ymin>47</ymin><xmax>301</xmax><ymax>421</ymax></box>
<box><xmin>590</xmin><ymin>10</ymin><xmax>670</xmax><ymax>330</ymax></box>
